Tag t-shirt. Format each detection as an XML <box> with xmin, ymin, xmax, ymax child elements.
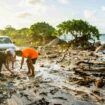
<box><xmin>6</xmin><ymin>48</ymin><xmax>15</xmax><ymax>57</ymax></box>
<box><xmin>22</xmin><ymin>48</ymin><xmax>39</xmax><ymax>59</ymax></box>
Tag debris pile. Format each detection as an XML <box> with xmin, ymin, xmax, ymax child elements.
<box><xmin>0</xmin><ymin>46</ymin><xmax>105</xmax><ymax>105</ymax></box>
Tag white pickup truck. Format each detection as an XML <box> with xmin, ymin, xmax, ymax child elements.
<box><xmin>0</xmin><ymin>36</ymin><xmax>16</xmax><ymax>51</ymax></box>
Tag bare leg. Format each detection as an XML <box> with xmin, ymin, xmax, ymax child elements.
<box><xmin>4</xmin><ymin>64</ymin><xmax>12</xmax><ymax>74</ymax></box>
<box><xmin>12</xmin><ymin>57</ymin><xmax>14</xmax><ymax>69</ymax></box>
<box><xmin>30</xmin><ymin>63</ymin><xmax>35</xmax><ymax>76</ymax></box>
<box><xmin>26</xmin><ymin>60</ymin><xmax>31</xmax><ymax>74</ymax></box>
<box><xmin>28</xmin><ymin>60</ymin><xmax>35</xmax><ymax>77</ymax></box>
<box><xmin>12</xmin><ymin>55</ymin><xmax>16</xmax><ymax>69</ymax></box>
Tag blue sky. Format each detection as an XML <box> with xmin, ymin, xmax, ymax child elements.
<box><xmin>0</xmin><ymin>0</ymin><xmax>105</xmax><ymax>33</ymax></box>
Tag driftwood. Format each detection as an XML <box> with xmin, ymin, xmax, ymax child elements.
<box><xmin>76</xmin><ymin>61</ymin><xmax>105</xmax><ymax>66</ymax></box>
<box><xmin>76</xmin><ymin>61</ymin><xmax>105</xmax><ymax>70</ymax></box>
<box><xmin>74</xmin><ymin>59</ymin><xmax>105</xmax><ymax>78</ymax></box>
<box><xmin>81</xmin><ymin>68</ymin><xmax>105</xmax><ymax>72</ymax></box>
<box><xmin>74</xmin><ymin>68</ymin><xmax>105</xmax><ymax>79</ymax></box>
<box><xmin>57</xmin><ymin>45</ymin><xmax>71</xmax><ymax>63</ymax></box>
<box><xmin>63</xmin><ymin>86</ymin><xmax>88</xmax><ymax>95</ymax></box>
<box><xmin>76</xmin><ymin>61</ymin><xmax>95</xmax><ymax>65</ymax></box>
<box><xmin>74</xmin><ymin>69</ymin><xmax>90</xmax><ymax>77</ymax></box>
<box><xmin>76</xmin><ymin>61</ymin><xmax>105</xmax><ymax>74</ymax></box>
<box><xmin>48</xmin><ymin>54</ymin><xmax>58</xmax><ymax>59</ymax></box>
<box><xmin>77</xmin><ymin>65</ymin><xmax>105</xmax><ymax>72</ymax></box>
<box><xmin>63</xmin><ymin>86</ymin><xmax>103</xmax><ymax>101</ymax></box>
<box><xmin>91</xmin><ymin>93</ymin><xmax>103</xmax><ymax>101</ymax></box>
<box><xmin>63</xmin><ymin>86</ymin><xmax>104</xmax><ymax>101</ymax></box>
<box><xmin>95</xmin><ymin>44</ymin><xmax>105</xmax><ymax>53</ymax></box>
<box><xmin>93</xmin><ymin>73</ymin><xmax>105</xmax><ymax>77</ymax></box>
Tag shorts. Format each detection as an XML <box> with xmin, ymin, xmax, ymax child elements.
<box><xmin>27</xmin><ymin>58</ymin><xmax>37</xmax><ymax>64</ymax></box>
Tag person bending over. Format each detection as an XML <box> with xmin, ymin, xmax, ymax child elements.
<box><xmin>0</xmin><ymin>51</ymin><xmax>13</xmax><ymax>75</ymax></box>
<box><xmin>16</xmin><ymin>48</ymin><xmax>39</xmax><ymax>77</ymax></box>
<box><xmin>5</xmin><ymin>48</ymin><xmax>16</xmax><ymax>69</ymax></box>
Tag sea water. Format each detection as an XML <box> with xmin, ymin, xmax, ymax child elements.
<box><xmin>60</xmin><ymin>34</ymin><xmax>105</xmax><ymax>44</ymax></box>
<box><xmin>99</xmin><ymin>34</ymin><xmax>105</xmax><ymax>44</ymax></box>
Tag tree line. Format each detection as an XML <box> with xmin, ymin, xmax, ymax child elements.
<box><xmin>0</xmin><ymin>19</ymin><xmax>100</xmax><ymax>47</ymax></box>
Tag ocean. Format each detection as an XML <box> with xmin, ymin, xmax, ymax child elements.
<box><xmin>60</xmin><ymin>34</ymin><xmax>105</xmax><ymax>44</ymax></box>
<box><xmin>100</xmin><ymin>34</ymin><xmax>105</xmax><ymax>44</ymax></box>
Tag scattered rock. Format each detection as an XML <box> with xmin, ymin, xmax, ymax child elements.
<box><xmin>50</xmin><ymin>88</ymin><xmax>59</xmax><ymax>95</ymax></box>
<box><xmin>53</xmin><ymin>97</ymin><xmax>67</xmax><ymax>100</ymax></box>
<box><xmin>27</xmin><ymin>98</ymin><xmax>49</xmax><ymax>105</ymax></box>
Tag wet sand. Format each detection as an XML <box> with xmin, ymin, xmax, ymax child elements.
<box><xmin>0</xmin><ymin>48</ymin><xmax>105</xmax><ymax>105</ymax></box>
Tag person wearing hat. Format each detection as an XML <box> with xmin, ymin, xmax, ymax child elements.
<box><xmin>16</xmin><ymin>48</ymin><xmax>39</xmax><ymax>77</ymax></box>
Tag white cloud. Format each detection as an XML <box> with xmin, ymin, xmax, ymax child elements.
<box><xmin>27</xmin><ymin>0</ymin><xmax>45</xmax><ymax>5</ymax></box>
<box><xmin>18</xmin><ymin>0</ymin><xmax>47</xmax><ymax>15</ymax></box>
<box><xmin>19</xmin><ymin>0</ymin><xmax>45</xmax><ymax>6</ymax></box>
<box><xmin>15</xmin><ymin>0</ymin><xmax>47</xmax><ymax>26</ymax></box>
<box><xmin>17</xmin><ymin>12</ymin><xmax>32</xmax><ymax>18</ymax></box>
<box><xmin>57</xmin><ymin>0</ymin><xmax>69</xmax><ymax>4</ymax></box>
<box><xmin>101</xmin><ymin>6</ymin><xmax>105</xmax><ymax>11</ymax></box>
<box><xmin>84</xmin><ymin>10</ymin><xmax>96</xmax><ymax>19</ymax></box>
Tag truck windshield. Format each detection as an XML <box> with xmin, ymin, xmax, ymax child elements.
<box><xmin>0</xmin><ymin>37</ymin><xmax>12</xmax><ymax>44</ymax></box>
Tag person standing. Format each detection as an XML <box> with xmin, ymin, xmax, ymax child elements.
<box><xmin>16</xmin><ymin>48</ymin><xmax>39</xmax><ymax>77</ymax></box>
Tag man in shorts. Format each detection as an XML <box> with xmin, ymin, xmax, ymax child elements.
<box><xmin>16</xmin><ymin>48</ymin><xmax>39</xmax><ymax>77</ymax></box>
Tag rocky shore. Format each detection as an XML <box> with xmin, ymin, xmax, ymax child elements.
<box><xmin>0</xmin><ymin>46</ymin><xmax>105</xmax><ymax>105</ymax></box>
